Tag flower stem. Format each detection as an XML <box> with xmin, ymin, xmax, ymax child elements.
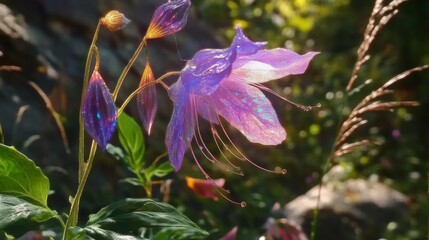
<box><xmin>117</xmin><ymin>71</ymin><xmax>180</xmax><ymax>115</ymax></box>
<box><xmin>63</xmin><ymin>141</ymin><xmax>97</xmax><ymax>239</ymax></box>
<box><xmin>78</xmin><ymin>20</ymin><xmax>102</xmax><ymax>182</ymax></box>
<box><xmin>63</xmin><ymin>20</ymin><xmax>101</xmax><ymax>240</ymax></box>
<box><xmin>112</xmin><ymin>38</ymin><xmax>147</xmax><ymax>100</ymax></box>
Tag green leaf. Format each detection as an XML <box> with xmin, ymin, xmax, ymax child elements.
<box><xmin>119</xmin><ymin>177</ymin><xmax>142</xmax><ymax>187</ymax></box>
<box><xmin>118</xmin><ymin>113</ymin><xmax>145</xmax><ymax>168</ymax></box>
<box><xmin>0</xmin><ymin>144</ymin><xmax>50</xmax><ymax>207</ymax></box>
<box><xmin>84</xmin><ymin>198</ymin><xmax>208</xmax><ymax>240</ymax></box>
<box><xmin>105</xmin><ymin>143</ymin><xmax>125</xmax><ymax>162</ymax></box>
<box><xmin>147</xmin><ymin>162</ymin><xmax>174</xmax><ymax>178</ymax></box>
<box><xmin>0</xmin><ymin>194</ymin><xmax>56</xmax><ymax>229</ymax></box>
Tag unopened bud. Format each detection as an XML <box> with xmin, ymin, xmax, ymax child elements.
<box><xmin>146</xmin><ymin>0</ymin><xmax>191</xmax><ymax>39</ymax></box>
<box><xmin>101</xmin><ymin>10</ymin><xmax>131</xmax><ymax>32</ymax></box>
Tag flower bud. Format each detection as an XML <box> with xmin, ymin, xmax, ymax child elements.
<box><xmin>82</xmin><ymin>70</ymin><xmax>117</xmax><ymax>149</ymax></box>
<box><xmin>137</xmin><ymin>63</ymin><xmax>157</xmax><ymax>135</ymax></box>
<box><xmin>146</xmin><ymin>0</ymin><xmax>191</xmax><ymax>39</ymax></box>
<box><xmin>101</xmin><ymin>10</ymin><xmax>131</xmax><ymax>32</ymax></box>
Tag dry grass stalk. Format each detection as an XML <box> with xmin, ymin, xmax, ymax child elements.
<box><xmin>28</xmin><ymin>81</ymin><xmax>71</xmax><ymax>154</ymax></box>
<box><xmin>335</xmin><ymin>65</ymin><xmax>428</xmax><ymax>155</ymax></box>
<box><xmin>346</xmin><ymin>0</ymin><xmax>409</xmax><ymax>91</ymax></box>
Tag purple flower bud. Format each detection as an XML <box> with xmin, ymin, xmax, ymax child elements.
<box><xmin>137</xmin><ymin>63</ymin><xmax>157</xmax><ymax>135</ymax></box>
<box><xmin>82</xmin><ymin>70</ymin><xmax>117</xmax><ymax>150</ymax></box>
<box><xmin>146</xmin><ymin>0</ymin><xmax>191</xmax><ymax>39</ymax></box>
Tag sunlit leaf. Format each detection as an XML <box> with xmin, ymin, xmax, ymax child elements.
<box><xmin>118</xmin><ymin>113</ymin><xmax>145</xmax><ymax>168</ymax></box>
<box><xmin>84</xmin><ymin>198</ymin><xmax>208</xmax><ymax>240</ymax></box>
<box><xmin>0</xmin><ymin>144</ymin><xmax>50</xmax><ymax>207</ymax></box>
<box><xmin>0</xmin><ymin>194</ymin><xmax>56</xmax><ymax>229</ymax></box>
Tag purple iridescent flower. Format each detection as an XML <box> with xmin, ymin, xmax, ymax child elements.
<box><xmin>145</xmin><ymin>0</ymin><xmax>191</xmax><ymax>39</ymax></box>
<box><xmin>137</xmin><ymin>63</ymin><xmax>157</xmax><ymax>135</ymax></box>
<box><xmin>165</xmin><ymin>26</ymin><xmax>318</xmax><ymax>171</ymax></box>
<box><xmin>82</xmin><ymin>70</ymin><xmax>117</xmax><ymax>150</ymax></box>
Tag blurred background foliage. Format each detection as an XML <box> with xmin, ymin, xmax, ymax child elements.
<box><xmin>0</xmin><ymin>0</ymin><xmax>428</xmax><ymax>239</ymax></box>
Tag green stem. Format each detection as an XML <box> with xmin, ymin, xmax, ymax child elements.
<box><xmin>134</xmin><ymin>168</ymin><xmax>152</xmax><ymax>198</ymax></box>
<box><xmin>63</xmin><ymin>142</ymin><xmax>97</xmax><ymax>239</ymax></box>
<box><xmin>79</xmin><ymin>20</ymin><xmax>102</xmax><ymax>182</ymax></box>
<box><xmin>63</xmin><ymin>20</ymin><xmax>101</xmax><ymax>240</ymax></box>
<box><xmin>54</xmin><ymin>214</ymin><xmax>66</xmax><ymax>229</ymax></box>
<box><xmin>117</xmin><ymin>71</ymin><xmax>180</xmax><ymax>115</ymax></box>
<box><xmin>112</xmin><ymin>38</ymin><xmax>147</xmax><ymax>100</ymax></box>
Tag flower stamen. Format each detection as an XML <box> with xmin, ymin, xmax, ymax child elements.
<box><xmin>252</xmin><ymin>83</ymin><xmax>321</xmax><ymax>111</ymax></box>
<box><xmin>210</xmin><ymin>125</ymin><xmax>243</xmax><ymax>174</ymax></box>
<box><xmin>190</xmin><ymin>96</ymin><xmax>242</xmax><ymax>175</ymax></box>
<box><xmin>189</xmin><ymin>145</ymin><xmax>246</xmax><ymax>207</ymax></box>
<box><xmin>216</xmin><ymin>115</ymin><xmax>287</xmax><ymax>175</ymax></box>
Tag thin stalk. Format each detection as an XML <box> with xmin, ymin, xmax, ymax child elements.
<box><xmin>54</xmin><ymin>214</ymin><xmax>66</xmax><ymax>229</ymax></box>
<box><xmin>63</xmin><ymin>141</ymin><xmax>97</xmax><ymax>239</ymax></box>
<box><xmin>117</xmin><ymin>71</ymin><xmax>180</xmax><ymax>115</ymax></box>
<box><xmin>64</xmin><ymin>20</ymin><xmax>101</xmax><ymax>239</ymax></box>
<box><xmin>112</xmin><ymin>38</ymin><xmax>147</xmax><ymax>100</ymax></box>
<box><xmin>79</xmin><ymin>20</ymin><xmax>102</xmax><ymax>182</ymax></box>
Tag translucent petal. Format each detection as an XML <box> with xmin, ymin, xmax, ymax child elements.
<box><xmin>165</xmin><ymin>81</ymin><xmax>194</xmax><ymax>171</ymax></box>
<box><xmin>137</xmin><ymin>63</ymin><xmax>157</xmax><ymax>135</ymax></box>
<box><xmin>232</xmin><ymin>26</ymin><xmax>266</xmax><ymax>57</ymax></box>
<box><xmin>231</xmin><ymin>49</ymin><xmax>319</xmax><ymax>83</ymax></box>
<box><xmin>181</xmin><ymin>47</ymin><xmax>236</xmax><ymax>95</ymax></box>
<box><xmin>146</xmin><ymin>0</ymin><xmax>191</xmax><ymax>39</ymax></box>
<box><xmin>180</xmin><ymin>26</ymin><xmax>265</xmax><ymax>95</ymax></box>
<box><xmin>211</xmin><ymin>79</ymin><xmax>286</xmax><ymax>145</ymax></box>
<box><xmin>82</xmin><ymin>70</ymin><xmax>117</xmax><ymax>150</ymax></box>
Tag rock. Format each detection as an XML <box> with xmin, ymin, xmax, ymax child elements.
<box><xmin>283</xmin><ymin>178</ymin><xmax>408</xmax><ymax>240</ymax></box>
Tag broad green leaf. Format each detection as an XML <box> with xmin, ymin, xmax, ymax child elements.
<box><xmin>118</xmin><ymin>113</ymin><xmax>145</xmax><ymax>168</ymax></box>
<box><xmin>85</xmin><ymin>227</ymin><xmax>142</xmax><ymax>240</ymax></box>
<box><xmin>0</xmin><ymin>144</ymin><xmax>50</xmax><ymax>207</ymax></box>
<box><xmin>84</xmin><ymin>198</ymin><xmax>208</xmax><ymax>240</ymax></box>
<box><xmin>0</xmin><ymin>194</ymin><xmax>56</xmax><ymax>229</ymax></box>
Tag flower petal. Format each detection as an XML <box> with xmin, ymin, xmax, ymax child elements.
<box><xmin>231</xmin><ymin>49</ymin><xmax>319</xmax><ymax>83</ymax></box>
<box><xmin>196</xmin><ymin>96</ymin><xmax>219</xmax><ymax>124</ymax></box>
<box><xmin>181</xmin><ymin>47</ymin><xmax>237</xmax><ymax>95</ymax></box>
<box><xmin>211</xmin><ymin>79</ymin><xmax>286</xmax><ymax>145</ymax></box>
<box><xmin>180</xmin><ymin>27</ymin><xmax>267</xmax><ymax>96</ymax></box>
<box><xmin>186</xmin><ymin>176</ymin><xmax>225</xmax><ymax>201</ymax></box>
<box><xmin>82</xmin><ymin>70</ymin><xmax>117</xmax><ymax>150</ymax></box>
<box><xmin>165</xmin><ymin>81</ymin><xmax>195</xmax><ymax>171</ymax></box>
<box><xmin>232</xmin><ymin>26</ymin><xmax>266</xmax><ymax>57</ymax></box>
<box><xmin>146</xmin><ymin>0</ymin><xmax>191</xmax><ymax>39</ymax></box>
<box><xmin>137</xmin><ymin>63</ymin><xmax>157</xmax><ymax>135</ymax></box>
